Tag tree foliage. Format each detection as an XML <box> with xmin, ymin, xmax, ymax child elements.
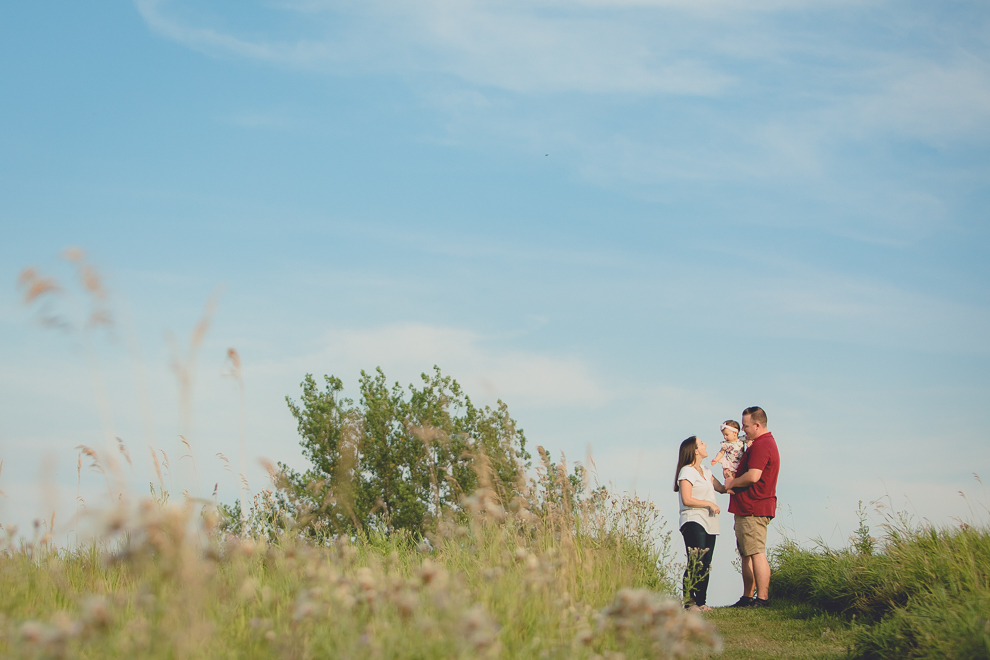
<box><xmin>277</xmin><ymin>366</ymin><xmax>531</xmax><ymax>538</ymax></box>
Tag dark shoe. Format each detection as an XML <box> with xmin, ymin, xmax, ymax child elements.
<box><xmin>729</xmin><ymin>596</ymin><xmax>753</xmax><ymax>608</ymax></box>
<box><xmin>749</xmin><ymin>597</ymin><xmax>770</xmax><ymax>608</ymax></box>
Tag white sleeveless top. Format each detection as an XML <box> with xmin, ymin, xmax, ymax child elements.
<box><xmin>677</xmin><ymin>465</ymin><xmax>720</xmax><ymax>535</ymax></box>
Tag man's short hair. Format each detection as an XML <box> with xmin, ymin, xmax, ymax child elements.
<box><xmin>742</xmin><ymin>406</ymin><xmax>767</xmax><ymax>426</ymax></box>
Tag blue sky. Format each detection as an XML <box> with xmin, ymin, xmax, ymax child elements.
<box><xmin>2</xmin><ymin>1</ymin><xmax>989</xmax><ymax>604</ymax></box>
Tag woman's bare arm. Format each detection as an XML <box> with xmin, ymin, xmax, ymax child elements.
<box><xmin>711</xmin><ymin>474</ymin><xmax>727</xmax><ymax>494</ymax></box>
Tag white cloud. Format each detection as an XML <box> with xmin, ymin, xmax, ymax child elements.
<box><xmin>852</xmin><ymin>59</ymin><xmax>990</xmax><ymax>144</ymax></box>
<box><xmin>751</xmin><ymin>271</ymin><xmax>990</xmax><ymax>354</ymax></box>
<box><xmin>258</xmin><ymin>322</ymin><xmax>607</xmax><ymax>408</ymax></box>
<box><xmin>133</xmin><ymin>0</ymin><xmax>990</xmax><ymax>237</ymax></box>
<box><xmin>135</xmin><ymin>0</ymin><xmax>735</xmax><ymax>94</ymax></box>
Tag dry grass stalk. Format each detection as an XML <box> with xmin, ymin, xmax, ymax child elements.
<box><xmin>150</xmin><ymin>448</ymin><xmax>165</xmax><ymax>490</ymax></box>
<box><xmin>116</xmin><ymin>438</ymin><xmax>132</xmax><ymax>469</ymax></box>
<box><xmin>223</xmin><ymin>348</ymin><xmax>248</xmax><ymax>522</ymax></box>
<box><xmin>17</xmin><ymin>268</ymin><xmax>60</xmax><ymax>304</ymax></box>
<box><xmin>167</xmin><ymin>291</ymin><xmax>222</xmax><ymax>499</ymax></box>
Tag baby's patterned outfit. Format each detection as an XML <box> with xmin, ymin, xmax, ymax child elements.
<box><xmin>718</xmin><ymin>440</ymin><xmax>746</xmax><ymax>478</ymax></box>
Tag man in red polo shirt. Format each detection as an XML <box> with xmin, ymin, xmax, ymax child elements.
<box><xmin>728</xmin><ymin>406</ymin><xmax>779</xmax><ymax>608</ymax></box>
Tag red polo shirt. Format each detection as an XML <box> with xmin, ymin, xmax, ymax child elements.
<box><xmin>728</xmin><ymin>431</ymin><xmax>779</xmax><ymax>518</ymax></box>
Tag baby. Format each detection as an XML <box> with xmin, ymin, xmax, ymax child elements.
<box><xmin>710</xmin><ymin>420</ymin><xmax>747</xmax><ymax>487</ymax></box>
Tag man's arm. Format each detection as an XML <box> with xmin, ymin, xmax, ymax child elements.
<box><xmin>728</xmin><ymin>468</ymin><xmax>763</xmax><ymax>489</ymax></box>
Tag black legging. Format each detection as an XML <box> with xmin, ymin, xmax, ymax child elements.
<box><xmin>680</xmin><ymin>521</ymin><xmax>717</xmax><ymax>606</ymax></box>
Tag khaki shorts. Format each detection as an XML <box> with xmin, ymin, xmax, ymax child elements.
<box><xmin>734</xmin><ymin>515</ymin><xmax>771</xmax><ymax>556</ymax></box>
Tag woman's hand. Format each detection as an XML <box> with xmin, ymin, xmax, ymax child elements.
<box><xmin>707</xmin><ymin>503</ymin><xmax>720</xmax><ymax>516</ymax></box>
<box><xmin>710</xmin><ymin>459</ymin><xmax>716</xmax><ymax>466</ymax></box>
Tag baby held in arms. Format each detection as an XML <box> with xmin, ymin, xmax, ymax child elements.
<box><xmin>710</xmin><ymin>420</ymin><xmax>748</xmax><ymax>488</ymax></box>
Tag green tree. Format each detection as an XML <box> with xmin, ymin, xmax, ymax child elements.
<box><xmin>279</xmin><ymin>374</ymin><xmax>363</xmax><ymax>534</ymax></box>
<box><xmin>278</xmin><ymin>366</ymin><xmax>531</xmax><ymax>538</ymax></box>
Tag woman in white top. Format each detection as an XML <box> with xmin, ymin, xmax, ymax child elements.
<box><xmin>674</xmin><ymin>435</ymin><xmax>727</xmax><ymax>611</ymax></box>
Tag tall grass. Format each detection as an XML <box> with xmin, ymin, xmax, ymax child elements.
<box><xmin>0</xmin><ymin>464</ymin><xmax>721</xmax><ymax>659</ymax></box>
<box><xmin>770</xmin><ymin>503</ymin><xmax>990</xmax><ymax>659</ymax></box>
<box><xmin>8</xmin><ymin>254</ymin><xmax>724</xmax><ymax>658</ymax></box>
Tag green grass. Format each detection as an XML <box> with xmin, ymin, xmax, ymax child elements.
<box><xmin>3</xmin><ymin>493</ymin><xmax>987</xmax><ymax>659</ymax></box>
<box><xmin>707</xmin><ymin>601</ymin><xmax>853</xmax><ymax>660</ymax></box>
<box><xmin>770</xmin><ymin>511</ymin><xmax>990</xmax><ymax>660</ymax></box>
<box><xmin>0</xmin><ymin>491</ymin><xmax>724</xmax><ymax>659</ymax></box>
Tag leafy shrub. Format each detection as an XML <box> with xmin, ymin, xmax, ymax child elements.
<box><xmin>267</xmin><ymin>367</ymin><xmax>532</xmax><ymax>538</ymax></box>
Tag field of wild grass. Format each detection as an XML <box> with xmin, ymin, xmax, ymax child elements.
<box><xmin>8</xmin><ymin>255</ymin><xmax>989</xmax><ymax>659</ymax></box>
<box><xmin>7</xmin><ymin>255</ymin><xmax>726</xmax><ymax>659</ymax></box>
<box><xmin>770</xmin><ymin>502</ymin><xmax>990</xmax><ymax>659</ymax></box>
<box><xmin>0</xmin><ymin>475</ymin><xmax>723</xmax><ymax>660</ymax></box>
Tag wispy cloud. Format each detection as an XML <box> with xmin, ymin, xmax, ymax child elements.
<box><xmin>738</xmin><ymin>266</ymin><xmax>990</xmax><ymax>354</ymax></box>
<box><xmin>135</xmin><ymin>0</ymin><xmax>737</xmax><ymax>94</ymax></box>
<box><xmin>849</xmin><ymin>58</ymin><xmax>990</xmax><ymax>144</ymax></box>
<box><xmin>132</xmin><ymin>0</ymin><xmax>990</xmax><ymax>141</ymax></box>
<box><xmin>255</xmin><ymin>321</ymin><xmax>607</xmax><ymax>408</ymax></box>
<box><xmin>133</xmin><ymin>0</ymin><xmax>990</xmax><ymax>247</ymax></box>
